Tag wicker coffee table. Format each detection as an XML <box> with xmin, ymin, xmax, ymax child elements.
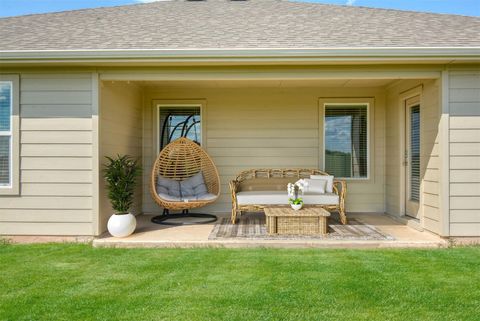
<box><xmin>264</xmin><ymin>207</ymin><xmax>331</xmax><ymax>235</ymax></box>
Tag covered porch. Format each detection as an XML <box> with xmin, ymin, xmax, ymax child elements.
<box><xmin>97</xmin><ymin>66</ymin><xmax>445</xmax><ymax>245</ymax></box>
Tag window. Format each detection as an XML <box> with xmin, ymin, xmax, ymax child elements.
<box><xmin>0</xmin><ymin>75</ymin><xmax>19</xmax><ymax>195</ymax></box>
<box><xmin>158</xmin><ymin>106</ymin><xmax>201</xmax><ymax>151</ymax></box>
<box><xmin>324</xmin><ymin>104</ymin><xmax>369</xmax><ymax>179</ymax></box>
<box><xmin>0</xmin><ymin>81</ymin><xmax>12</xmax><ymax>187</ymax></box>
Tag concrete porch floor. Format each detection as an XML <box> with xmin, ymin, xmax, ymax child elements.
<box><xmin>93</xmin><ymin>213</ymin><xmax>446</xmax><ymax>248</ymax></box>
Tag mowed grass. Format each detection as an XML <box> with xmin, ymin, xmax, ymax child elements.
<box><xmin>1</xmin><ymin>244</ymin><xmax>480</xmax><ymax>321</ymax></box>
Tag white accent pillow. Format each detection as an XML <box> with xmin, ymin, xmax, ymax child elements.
<box><xmin>304</xmin><ymin>178</ymin><xmax>326</xmax><ymax>194</ymax></box>
<box><xmin>310</xmin><ymin>175</ymin><xmax>334</xmax><ymax>193</ymax></box>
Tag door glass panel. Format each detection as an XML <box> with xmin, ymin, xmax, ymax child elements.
<box><xmin>159</xmin><ymin>107</ymin><xmax>201</xmax><ymax>150</ymax></box>
<box><xmin>410</xmin><ymin>105</ymin><xmax>420</xmax><ymax>202</ymax></box>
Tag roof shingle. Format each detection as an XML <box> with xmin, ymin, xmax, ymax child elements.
<box><xmin>1</xmin><ymin>0</ymin><xmax>479</xmax><ymax>51</ymax></box>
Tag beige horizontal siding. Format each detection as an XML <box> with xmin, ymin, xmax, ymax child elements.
<box><xmin>21</xmin><ymin>170</ymin><xmax>92</xmax><ymax>183</ymax></box>
<box><xmin>21</xmin><ymin>183</ymin><xmax>92</xmax><ymax>196</ymax></box>
<box><xmin>450</xmin><ymin>157</ymin><xmax>480</xmax><ymax>169</ymax></box>
<box><xmin>449</xmin><ymin>74</ymin><xmax>480</xmax><ymax>89</ymax></box>
<box><xmin>21</xmin><ymin>157</ymin><xmax>92</xmax><ymax>170</ymax></box>
<box><xmin>448</xmin><ymin>71</ymin><xmax>480</xmax><ymax>236</ymax></box>
<box><xmin>450</xmin><ymin>183</ymin><xmax>480</xmax><ymax>196</ymax></box>
<box><xmin>450</xmin><ymin>116</ymin><xmax>480</xmax><ymax>129</ymax></box>
<box><xmin>450</xmin><ymin>210</ymin><xmax>480</xmax><ymax>223</ymax></box>
<box><xmin>0</xmin><ymin>209</ymin><xmax>92</xmax><ymax>223</ymax></box>
<box><xmin>21</xmin><ymin>78</ymin><xmax>92</xmax><ymax>91</ymax></box>
<box><xmin>424</xmin><ymin>217</ymin><xmax>440</xmax><ymax>233</ymax></box>
<box><xmin>0</xmin><ymin>196</ymin><xmax>92</xmax><ymax>209</ymax></box>
<box><xmin>450</xmin><ymin>223</ymin><xmax>480</xmax><ymax>236</ymax></box>
<box><xmin>0</xmin><ymin>222</ymin><xmax>93</xmax><ymax>236</ymax></box>
<box><xmin>21</xmin><ymin>144</ymin><xmax>92</xmax><ymax>157</ymax></box>
<box><xmin>450</xmin><ymin>129</ymin><xmax>480</xmax><ymax>143</ymax></box>
<box><xmin>450</xmin><ymin>196</ymin><xmax>480</xmax><ymax>210</ymax></box>
<box><xmin>21</xmin><ymin>118</ymin><xmax>92</xmax><ymax>131</ymax></box>
<box><xmin>450</xmin><ymin>143</ymin><xmax>480</xmax><ymax>156</ymax></box>
<box><xmin>21</xmin><ymin>131</ymin><xmax>93</xmax><ymax>144</ymax></box>
<box><xmin>208</xmin><ymin>129</ymin><xmax>318</xmax><ymax>138</ymax></box>
<box><xmin>99</xmin><ymin>83</ymin><xmax>143</xmax><ymax>233</ymax></box>
<box><xmin>0</xmin><ymin>73</ymin><xmax>95</xmax><ymax>236</ymax></box>
<box><xmin>21</xmin><ymin>91</ymin><xmax>91</xmax><ymax>105</ymax></box>
<box><xmin>21</xmin><ymin>104</ymin><xmax>92</xmax><ymax>118</ymax></box>
<box><xmin>450</xmin><ymin>170</ymin><xmax>480</xmax><ymax>183</ymax></box>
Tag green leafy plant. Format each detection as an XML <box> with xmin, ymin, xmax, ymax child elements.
<box><xmin>103</xmin><ymin>155</ymin><xmax>141</xmax><ymax>214</ymax></box>
<box><xmin>289</xmin><ymin>197</ymin><xmax>304</xmax><ymax>205</ymax></box>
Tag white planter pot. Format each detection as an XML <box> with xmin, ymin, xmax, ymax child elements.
<box><xmin>291</xmin><ymin>203</ymin><xmax>303</xmax><ymax>211</ymax></box>
<box><xmin>107</xmin><ymin>213</ymin><xmax>136</xmax><ymax>238</ymax></box>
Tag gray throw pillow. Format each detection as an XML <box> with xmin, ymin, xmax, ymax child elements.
<box><xmin>156</xmin><ymin>175</ymin><xmax>181</xmax><ymax>198</ymax></box>
<box><xmin>180</xmin><ymin>172</ymin><xmax>208</xmax><ymax>197</ymax></box>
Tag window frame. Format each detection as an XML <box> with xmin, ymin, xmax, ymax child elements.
<box><xmin>319</xmin><ymin>98</ymin><xmax>374</xmax><ymax>181</ymax></box>
<box><xmin>154</xmin><ymin>100</ymin><xmax>206</xmax><ymax>155</ymax></box>
<box><xmin>0</xmin><ymin>74</ymin><xmax>20</xmax><ymax>195</ymax></box>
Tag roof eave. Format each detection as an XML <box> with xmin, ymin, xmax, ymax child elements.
<box><xmin>1</xmin><ymin>47</ymin><xmax>480</xmax><ymax>64</ymax></box>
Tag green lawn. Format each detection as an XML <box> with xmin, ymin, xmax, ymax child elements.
<box><xmin>1</xmin><ymin>244</ymin><xmax>480</xmax><ymax>321</ymax></box>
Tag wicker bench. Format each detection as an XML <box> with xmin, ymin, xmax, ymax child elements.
<box><xmin>229</xmin><ymin>169</ymin><xmax>347</xmax><ymax>224</ymax></box>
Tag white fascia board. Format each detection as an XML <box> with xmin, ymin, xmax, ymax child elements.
<box><xmin>1</xmin><ymin>47</ymin><xmax>480</xmax><ymax>62</ymax></box>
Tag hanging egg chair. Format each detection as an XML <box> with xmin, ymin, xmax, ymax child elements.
<box><xmin>150</xmin><ymin>137</ymin><xmax>220</xmax><ymax>225</ymax></box>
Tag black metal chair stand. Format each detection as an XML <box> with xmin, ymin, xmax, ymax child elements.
<box><xmin>151</xmin><ymin>209</ymin><xmax>217</xmax><ymax>226</ymax></box>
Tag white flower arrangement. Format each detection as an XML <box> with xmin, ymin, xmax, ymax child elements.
<box><xmin>288</xmin><ymin>179</ymin><xmax>309</xmax><ymax>205</ymax></box>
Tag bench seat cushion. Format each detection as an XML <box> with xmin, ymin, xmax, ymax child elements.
<box><xmin>236</xmin><ymin>190</ymin><xmax>339</xmax><ymax>205</ymax></box>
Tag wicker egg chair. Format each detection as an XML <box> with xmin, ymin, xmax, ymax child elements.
<box><xmin>150</xmin><ymin>137</ymin><xmax>220</xmax><ymax>225</ymax></box>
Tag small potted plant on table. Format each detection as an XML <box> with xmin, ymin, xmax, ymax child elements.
<box><xmin>288</xmin><ymin>179</ymin><xmax>307</xmax><ymax>210</ymax></box>
<box><xmin>103</xmin><ymin>155</ymin><xmax>141</xmax><ymax>237</ymax></box>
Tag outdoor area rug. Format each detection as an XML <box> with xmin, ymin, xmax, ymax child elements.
<box><xmin>209</xmin><ymin>212</ymin><xmax>395</xmax><ymax>240</ymax></box>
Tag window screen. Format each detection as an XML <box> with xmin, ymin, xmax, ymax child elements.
<box><xmin>325</xmin><ymin>105</ymin><xmax>368</xmax><ymax>178</ymax></box>
<box><xmin>159</xmin><ymin>107</ymin><xmax>201</xmax><ymax>150</ymax></box>
<box><xmin>0</xmin><ymin>82</ymin><xmax>12</xmax><ymax>186</ymax></box>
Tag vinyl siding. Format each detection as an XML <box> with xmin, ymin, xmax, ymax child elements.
<box><xmin>142</xmin><ymin>86</ymin><xmax>386</xmax><ymax>214</ymax></box>
<box><xmin>385</xmin><ymin>79</ymin><xmax>442</xmax><ymax>234</ymax></box>
<box><xmin>422</xmin><ymin>80</ymin><xmax>442</xmax><ymax>233</ymax></box>
<box><xmin>99</xmin><ymin>83</ymin><xmax>143</xmax><ymax>233</ymax></box>
<box><xmin>448</xmin><ymin>69</ymin><xmax>480</xmax><ymax>236</ymax></box>
<box><xmin>0</xmin><ymin>73</ymin><xmax>95</xmax><ymax>235</ymax></box>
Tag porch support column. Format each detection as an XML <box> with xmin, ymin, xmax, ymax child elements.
<box><xmin>439</xmin><ymin>69</ymin><xmax>450</xmax><ymax>237</ymax></box>
<box><xmin>91</xmin><ymin>72</ymin><xmax>101</xmax><ymax>236</ymax></box>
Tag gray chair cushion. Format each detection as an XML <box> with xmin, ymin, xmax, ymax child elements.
<box><xmin>156</xmin><ymin>175</ymin><xmax>181</xmax><ymax>198</ymax></box>
<box><xmin>182</xmin><ymin>193</ymin><xmax>217</xmax><ymax>202</ymax></box>
<box><xmin>157</xmin><ymin>192</ymin><xmax>182</xmax><ymax>202</ymax></box>
<box><xmin>157</xmin><ymin>172</ymin><xmax>213</xmax><ymax>202</ymax></box>
<box><xmin>180</xmin><ymin>172</ymin><xmax>208</xmax><ymax>197</ymax></box>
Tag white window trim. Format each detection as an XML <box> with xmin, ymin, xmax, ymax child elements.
<box><xmin>154</xmin><ymin>100</ymin><xmax>206</xmax><ymax>155</ymax></box>
<box><xmin>319</xmin><ymin>98</ymin><xmax>374</xmax><ymax>181</ymax></box>
<box><xmin>0</xmin><ymin>74</ymin><xmax>19</xmax><ymax>195</ymax></box>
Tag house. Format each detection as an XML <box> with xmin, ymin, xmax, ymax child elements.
<box><xmin>0</xmin><ymin>0</ymin><xmax>479</xmax><ymax>238</ymax></box>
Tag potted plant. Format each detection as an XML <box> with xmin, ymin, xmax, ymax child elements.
<box><xmin>103</xmin><ymin>155</ymin><xmax>141</xmax><ymax>237</ymax></box>
<box><xmin>287</xmin><ymin>180</ymin><xmax>307</xmax><ymax>210</ymax></box>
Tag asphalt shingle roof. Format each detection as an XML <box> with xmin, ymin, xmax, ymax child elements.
<box><xmin>1</xmin><ymin>0</ymin><xmax>479</xmax><ymax>51</ymax></box>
